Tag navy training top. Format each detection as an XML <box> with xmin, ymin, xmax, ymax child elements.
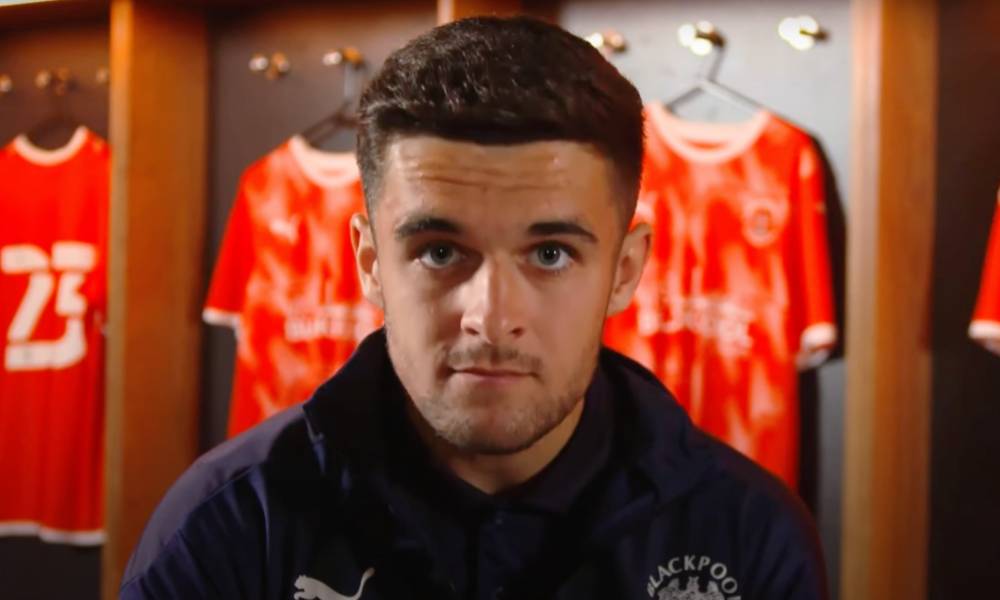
<box><xmin>121</xmin><ymin>329</ymin><xmax>828</xmax><ymax>600</ymax></box>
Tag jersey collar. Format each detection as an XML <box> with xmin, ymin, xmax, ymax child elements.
<box><xmin>12</xmin><ymin>126</ymin><xmax>89</xmax><ymax>166</ymax></box>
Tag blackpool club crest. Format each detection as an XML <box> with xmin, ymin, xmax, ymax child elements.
<box><xmin>646</xmin><ymin>555</ymin><xmax>742</xmax><ymax>600</ymax></box>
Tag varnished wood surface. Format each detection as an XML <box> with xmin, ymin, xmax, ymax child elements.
<box><xmin>104</xmin><ymin>1</ymin><xmax>207</xmax><ymax>597</ymax></box>
<box><xmin>438</xmin><ymin>0</ymin><xmax>522</xmax><ymax>24</ymax></box>
<box><xmin>0</xmin><ymin>0</ymin><xmax>108</xmax><ymax>31</ymax></box>
<box><xmin>842</xmin><ymin>0</ymin><xmax>937</xmax><ymax>597</ymax></box>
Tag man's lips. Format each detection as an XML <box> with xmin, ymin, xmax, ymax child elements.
<box><xmin>450</xmin><ymin>367</ymin><xmax>531</xmax><ymax>378</ymax></box>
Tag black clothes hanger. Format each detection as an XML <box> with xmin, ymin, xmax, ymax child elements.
<box><xmin>25</xmin><ymin>69</ymin><xmax>82</xmax><ymax>149</ymax></box>
<box><xmin>26</xmin><ymin>109</ymin><xmax>80</xmax><ymax>148</ymax></box>
<box><xmin>298</xmin><ymin>49</ymin><xmax>367</xmax><ymax>148</ymax></box>
<box><xmin>299</xmin><ymin>98</ymin><xmax>358</xmax><ymax>148</ymax></box>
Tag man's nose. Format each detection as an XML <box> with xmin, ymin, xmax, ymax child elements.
<box><xmin>459</xmin><ymin>258</ymin><xmax>527</xmax><ymax>345</ymax></box>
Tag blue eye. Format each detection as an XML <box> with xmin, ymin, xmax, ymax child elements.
<box><xmin>532</xmin><ymin>244</ymin><xmax>572</xmax><ymax>271</ymax></box>
<box><xmin>419</xmin><ymin>244</ymin><xmax>461</xmax><ymax>269</ymax></box>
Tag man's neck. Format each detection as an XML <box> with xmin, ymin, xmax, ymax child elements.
<box><xmin>408</xmin><ymin>399</ymin><xmax>585</xmax><ymax>495</ymax></box>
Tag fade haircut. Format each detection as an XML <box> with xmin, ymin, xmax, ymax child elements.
<box><xmin>355</xmin><ymin>16</ymin><xmax>644</xmax><ymax>226</ymax></box>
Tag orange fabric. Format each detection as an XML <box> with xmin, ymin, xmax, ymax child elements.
<box><xmin>604</xmin><ymin>105</ymin><xmax>837</xmax><ymax>488</ymax></box>
<box><xmin>0</xmin><ymin>128</ymin><xmax>108</xmax><ymax>543</ymax></box>
<box><xmin>970</xmin><ymin>188</ymin><xmax>1000</xmax><ymax>355</ymax></box>
<box><xmin>205</xmin><ymin>138</ymin><xmax>380</xmax><ymax>437</ymax></box>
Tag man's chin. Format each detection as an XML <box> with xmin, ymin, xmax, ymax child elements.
<box><xmin>438</xmin><ymin>419</ymin><xmax>551</xmax><ymax>456</ymax></box>
<box><xmin>417</xmin><ymin>391</ymin><xmax>584</xmax><ymax>456</ymax></box>
<box><xmin>449</xmin><ymin>433</ymin><xmax>544</xmax><ymax>456</ymax></box>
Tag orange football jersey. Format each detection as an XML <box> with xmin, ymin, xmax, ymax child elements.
<box><xmin>205</xmin><ymin>136</ymin><xmax>380</xmax><ymax>437</ymax></box>
<box><xmin>0</xmin><ymin>127</ymin><xmax>108</xmax><ymax>544</ymax></box>
<box><xmin>970</xmin><ymin>188</ymin><xmax>1000</xmax><ymax>354</ymax></box>
<box><xmin>604</xmin><ymin>105</ymin><xmax>837</xmax><ymax>488</ymax></box>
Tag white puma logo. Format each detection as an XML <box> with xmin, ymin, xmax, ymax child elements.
<box><xmin>269</xmin><ymin>215</ymin><xmax>301</xmax><ymax>244</ymax></box>
<box><xmin>293</xmin><ymin>568</ymin><xmax>375</xmax><ymax>600</ymax></box>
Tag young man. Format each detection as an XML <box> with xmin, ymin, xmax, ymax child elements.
<box><xmin>121</xmin><ymin>17</ymin><xmax>827</xmax><ymax>600</ymax></box>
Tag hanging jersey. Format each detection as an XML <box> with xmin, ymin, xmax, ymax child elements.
<box><xmin>0</xmin><ymin>127</ymin><xmax>108</xmax><ymax>544</ymax></box>
<box><xmin>970</xmin><ymin>188</ymin><xmax>1000</xmax><ymax>354</ymax></box>
<box><xmin>204</xmin><ymin>136</ymin><xmax>380</xmax><ymax>437</ymax></box>
<box><xmin>604</xmin><ymin>104</ymin><xmax>837</xmax><ymax>489</ymax></box>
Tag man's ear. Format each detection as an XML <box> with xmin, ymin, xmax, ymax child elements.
<box><xmin>350</xmin><ymin>213</ymin><xmax>384</xmax><ymax>310</ymax></box>
<box><xmin>606</xmin><ymin>222</ymin><xmax>651</xmax><ymax>317</ymax></box>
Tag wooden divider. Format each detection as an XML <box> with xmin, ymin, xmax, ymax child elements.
<box><xmin>842</xmin><ymin>0</ymin><xmax>938</xmax><ymax>597</ymax></box>
<box><xmin>103</xmin><ymin>1</ymin><xmax>207</xmax><ymax>597</ymax></box>
<box><xmin>438</xmin><ymin>0</ymin><xmax>522</xmax><ymax>24</ymax></box>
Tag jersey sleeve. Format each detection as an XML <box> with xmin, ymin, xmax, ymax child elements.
<box><xmin>969</xmin><ymin>190</ymin><xmax>1000</xmax><ymax>355</ymax></box>
<box><xmin>203</xmin><ymin>180</ymin><xmax>254</xmax><ymax>332</ymax></box>
<box><xmin>788</xmin><ymin>140</ymin><xmax>837</xmax><ymax>370</ymax></box>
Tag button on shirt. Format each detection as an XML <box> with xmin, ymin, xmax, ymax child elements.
<box><xmin>382</xmin><ymin>369</ymin><xmax>615</xmax><ymax>600</ymax></box>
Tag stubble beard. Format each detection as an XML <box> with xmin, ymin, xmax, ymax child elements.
<box><xmin>384</xmin><ymin>320</ymin><xmax>599</xmax><ymax>456</ymax></box>
<box><xmin>419</xmin><ymin>375</ymin><xmax>588</xmax><ymax>455</ymax></box>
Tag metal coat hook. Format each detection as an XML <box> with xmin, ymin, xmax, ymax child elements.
<box><xmin>585</xmin><ymin>30</ymin><xmax>627</xmax><ymax>56</ymax></box>
<box><xmin>36</xmin><ymin>67</ymin><xmax>74</xmax><ymax>96</ymax></box>
<box><xmin>778</xmin><ymin>16</ymin><xmax>827</xmax><ymax>50</ymax></box>
<box><xmin>677</xmin><ymin>21</ymin><xmax>724</xmax><ymax>57</ymax></box>
<box><xmin>322</xmin><ymin>47</ymin><xmax>366</xmax><ymax>105</ymax></box>
<box><xmin>249</xmin><ymin>52</ymin><xmax>291</xmax><ymax>80</ymax></box>
<box><xmin>322</xmin><ymin>46</ymin><xmax>364</xmax><ymax>68</ymax></box>
<box><xmin>0</xmin><ymin>74</ymin><xmax>11</xmax><ymax>95</ymax></box>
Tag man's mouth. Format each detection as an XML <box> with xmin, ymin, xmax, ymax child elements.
<box><xmin>449</xmin><ymin>366</ymin><xmax>532</xmax><ymax>378</ymax></box>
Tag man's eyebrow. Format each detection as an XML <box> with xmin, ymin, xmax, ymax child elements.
<box><xmin>528</xmin><ymin>221</ymin><xmax>598</xmax><ymax>243</ymax></box>
<box><xmin>394</xmin><ymin>216</ymin><xmax>462</xmax><ymax>240</ymax></box>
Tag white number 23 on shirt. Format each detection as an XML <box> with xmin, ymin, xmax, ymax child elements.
<box><xmin>1</xmin><ymin>242</ymin><xmax>96</xmax><ymax>372</ymax></box>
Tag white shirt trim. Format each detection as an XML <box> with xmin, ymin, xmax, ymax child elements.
<box><xmin>288</xmin><ymin>135</ymin><xmax>359</xmax><ymax>189</ymax></box>
<box><xmin>203</xmin><ymin>307</ymin><xmax>244</xmax><ymax>343</ymax></box>
<box><xmin>0</xmin><ymin>520</ymin><xmax>105</xmax><ymax>546</ymax></box>
<box><xmin>797</xmin><ymin>322</ymin><xmax>838</xmax><ymax>370</ymax></box>
<box><xmin>646</xmin><ymin>103</ymin><xmax>770</xmax><ymax>164</ymax></box>
<box><xmin>12</xmin><ymin>126</ymin><xmax>89</xmax><ymax>166</ymax></box>
<box><xmin>203</xmin><ymin>307</ymin><xmax>240</xmax><ymax>329</ymax></box>
<box><xmin>970</xmin><ymin>319</ymin><xmax>1000</xmax><ymax>355</ymax></box>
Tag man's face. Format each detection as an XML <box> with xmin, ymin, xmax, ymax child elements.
<box><xmin>351</xmin><ymin>137</ymin><xmax>648</xmax><ymax>455</ymax></box>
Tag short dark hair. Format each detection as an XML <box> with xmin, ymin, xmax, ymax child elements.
<box><xmin>356</xmin><ymin>16</ymin><xmax>644</xmax><ymax>225</ymax></box>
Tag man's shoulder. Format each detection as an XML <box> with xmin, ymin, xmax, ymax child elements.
<box><xmin>601</xmin><ymin>345</ymin><xmax>818</xmax><ymax>545</ymax></box>
<box><xmin>602</xmin><ymin>345</ymin><xmax>810</xmax><ymax>516</ymax></box>
<box><xmin>167</xmin><ymin>404</ymin><xmax>323</xmax><ymax>514</ymax></box>
<box><xmin>700</xmin><ymin>435</ymin><xmax>812</xmax><ymax>521</ymax></box>
<box><xmin>121</xmin><ymin>333</ymin><xmax>395</xmax><ymax>594</ymax></box>
<box><xmin>703</xmin><ymin>439</ymin><xmax>828</xmax><ymax>596</ymax></box>
<box><xmin>670</xmin><ymin>432</ymin><xmax>826</xmax><ymax>590</ymax></box>
<box><xmin>121</xmin><ymin>405</ymin><xmax>322</xmax><ymax>586</ymax></box>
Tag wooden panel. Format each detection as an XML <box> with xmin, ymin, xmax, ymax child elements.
<box><xmin>104</xmin><ymin>0</ymin><xmax>208</xmax><ymax>597</ymax></box>
<box><xmin>0</xmin><ymin>0</ymin><xmax>108</xmax><ymax>31</ymax></box>
<box><xmin>928</xmin><ymin>0</ymin><xmax>1000</xmax><ymax>596</ymax></box>
<box><xmin>841</xmin><ymin>1</ymin><xmax>880</xmax><ymax>595</ymax></box>
<box><xmin>842</xmin><ymin>0</ymin><xmax>937</xmax><ymax>597</ymax></box>
<box><xmin>438</xmin><ymin>0</ymin><xmax>522</xmax><ymax>24</ymax></box>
